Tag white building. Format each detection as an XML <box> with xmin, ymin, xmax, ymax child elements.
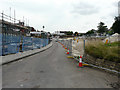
<box><xmin>54</xmin><ymin>31</ymin><xmax>65</xmax><ymax>36</ymax></box>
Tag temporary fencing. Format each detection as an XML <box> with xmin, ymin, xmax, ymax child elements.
<box><xmin>0</xmin><ymin>33</ymin><xmax>49</xmax><ymax>56</ymax></box>
<box><xmin>58</xmin><ymin>39</ymin><xmax>72</xmax><ymax>55</ymax></box>
<box><xmin>0</xmin><ymin>12</ymin><xmax>50</xmax><ymax>56</ymax></box>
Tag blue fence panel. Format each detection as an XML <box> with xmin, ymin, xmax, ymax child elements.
<box><xmin>40</xmin><ymin>39</ymin><xmax>44</xmax><ymax>47</ymax></box>
<box><xmin>33</xmin><ymin>38</ymin><xmax>41</xmax><ymax>49</ymax></box>
<box><xmin>2</xmin><ymin>33</ymin><xmax>9</xmax><ymax>55</ymax></box>
<box><xmin>39</xmin><ymin>38</ymin><xmax>42</xmax><ymax>48</ymax></box>
<box><xmin>22</xmin><ymin>36</ymin><xmax>33</xmax><ymax>51</ymax></box>
<box><xmin>2</xmin><ymin>35</ymin><xmax>21</xmax><ymax>55</ymax></box>
<box><xmin>1</xmin><ymin>33</ymin><xmax>49</xmax><ymax>56</ymax></box>
<box><xmin>32</xmin><ymin>38</ymin><xmax>37</xmax><ymax>49</ymax></box>
<box><xmin>46</xmin><ymin>39</ymin><xmax>49</xmax><ymax>45</ymax></box>
<box><xmin>7</xmin><ymin>35</ymin><xmax>20</xmax><ymax>54</ymax></box>
<box><xmin>42</xmin><ymin>39</ymin><xmax>45</xmax><ymax>47</ymax></box>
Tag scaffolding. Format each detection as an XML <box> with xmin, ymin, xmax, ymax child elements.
<box><xmin>0</xmin><ymin>12</ymin><xmax>49</xmax><ymax>56</ymax></box>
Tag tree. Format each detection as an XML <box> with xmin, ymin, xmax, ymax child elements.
<box><xmin>111</xmin><ymin>16</ymin><xmax>120</xmax><ymax>34</ymax></box>
<box><xmin>86</xmin><ymin>29</ymin><xmax>95</xmax><ymax>36</ymax></box>
<box><xmin>74</xmin><ymin>32</ymin><xmax>78</xmax><ymax>36</ymax></box>
<box><xmin>48</xmin><ymin>32</ymin><xmax>52</xmax><ymax>37</ymax></box>
<box><xmin>107</xmin><ymin>29</ymin><xmax>114</xmax><ymax>35</ymax></box>
<box><xmin>66</xmin><ymin>31</ymin><xmax>73</xmax><ymax>35</ymax></box>
<box><xmin>97</xmin><ymin>22</ymin><xmax>108</xmax><ymax>34</ymax></box>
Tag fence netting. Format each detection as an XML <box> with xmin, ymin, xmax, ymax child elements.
<box><xmin>0</xmin><ymin>33</ymin><xmax>49</xmax><ymax>56</ymax></box>
<box><xmin>58</xmin><ymin>39</ymin><xmax>72</xmax><ymax>55</ymax></box>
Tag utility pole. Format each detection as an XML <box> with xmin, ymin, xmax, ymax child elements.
<box><xmin>14</xmin><ymin>9</ymin><xmax>16</xmax><ymax>24</ymax></box>
<box><xmin>10</xmin><ymin>7</ymin><xmax>11</xmax><ymax>21</ymax></box>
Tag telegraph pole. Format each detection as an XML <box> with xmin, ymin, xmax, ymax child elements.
<box><xmin>14</xmin><ymin>9</ymin><xmax>16</xmax><ymax>24</ymax></box>
<box><xmin>9</xmin><ymin>7</ymin><xmax>11</xmax><ymax>21</ymax></box>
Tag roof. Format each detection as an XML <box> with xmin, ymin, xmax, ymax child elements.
<box><xmin>0</xmin><ymin>19</ymin><xmax>28</xmax><ymax>29</ymax></box>
<box><xmin>30</xmin><ymin>32</ymin><xmax>42</xmax><ymax>34</ymax></box>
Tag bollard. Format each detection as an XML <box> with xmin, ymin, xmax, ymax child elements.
<box><xmin>77</xmin><ymin>39</ymin><xmax>78</xmax><ymax>43</ymax></box>
<box><xmin>79</xmin><ymin>56</ymin><xmax>82</xmax><ymax>67</ymax></box>
<box><xmin>67</xmin><ymin>49</ymin><xmax>69</xmax><ymax>54</ymax></box>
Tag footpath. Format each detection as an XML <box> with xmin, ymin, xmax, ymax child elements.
<box><xmin>1</xmin><ymin>42</ymin><xmax>53</xmax><ymax>65</ymax></box>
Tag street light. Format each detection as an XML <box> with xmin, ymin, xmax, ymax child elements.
<box><xmin>43</xmin><ymin>26</ymin><xmax>45</xmax><ymax>31</ymax></box>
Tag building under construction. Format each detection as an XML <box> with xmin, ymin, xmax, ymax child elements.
<box><xmin>0</xmin><ymin>13</ymin><xmax>32</xmax><ymax>36</ymax></box>
<box><xmin>0</xmin><ymin>12</ymin><xmax>50</xmax><ymax>56</ymax></box>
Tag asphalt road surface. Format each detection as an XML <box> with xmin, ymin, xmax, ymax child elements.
<box><xmin>2</xmin><ymin>41</ymin><xmax>118</xmax><ymax>88</ymax></box>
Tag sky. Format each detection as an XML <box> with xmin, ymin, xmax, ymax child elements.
<box><xmin>0</xmin><ymin>0</ymin><xmax>119</xmax><ymax>33</ymax></box>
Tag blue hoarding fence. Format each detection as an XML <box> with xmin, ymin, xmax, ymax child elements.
<box><xmin>0</xmin><ymin>33</ymin><xmax>49</xmax><ymax>56</ymax></box>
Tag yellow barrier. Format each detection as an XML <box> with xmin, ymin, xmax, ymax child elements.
<box><xmin>67</xmin><ymin>56</ymin><xmax>74</xmax><ymax>59</ymax></box>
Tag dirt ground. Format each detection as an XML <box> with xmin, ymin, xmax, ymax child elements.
<box><xmin>72</xmin><ymin>39</ymin><xmax>84</xmax><ymax>57</ymax></box>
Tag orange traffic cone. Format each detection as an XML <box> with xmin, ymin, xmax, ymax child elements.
<box><xmin>79</xmin><ymin>56</ymin><xmax>82</xmax><ymax>67</ymax></box>
<box><xmin>67</xmin><ymin>49</ymin><xmax>69</xmax><ymax>54</ymax></box>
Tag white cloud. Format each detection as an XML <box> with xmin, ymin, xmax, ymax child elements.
<box><xmin>0</xmin><ymin>0</ymin><xmax>119</xmax><ymax>33</ymax></box>
<box><xmin>72</xmin><ymin>2</ymin><xmax>100</xmax><ymax>15</ymax></box>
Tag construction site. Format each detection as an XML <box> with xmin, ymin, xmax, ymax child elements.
<box><xmin>0</xmin><ymin>12</ymin><xmax>50</xmax><ymax>56</ymax></box>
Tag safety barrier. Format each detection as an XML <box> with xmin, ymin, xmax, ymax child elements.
<box><xmin>73</xmin><ymin>56</ymin><xmax>120</xmax><ymax>74</ymax></box>
<box><xmin>58</xmin><ymin>39</ymin><xmax>72</xmax><ymax>55</ymax></box>
<box><xmin>58</xmin><ymin>38</ymin><xmax>120</xmax><ymax>74</ymax></box>
<box><xmin>0</xmin><ymin>33</ymin><xmax>49</xmax><ymax>56</ymax></box>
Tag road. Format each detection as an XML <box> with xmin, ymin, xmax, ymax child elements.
<box><xmin>2</xmin><ymin>41</ymin><xmax>118</xmax><ymax>88</ymax></box>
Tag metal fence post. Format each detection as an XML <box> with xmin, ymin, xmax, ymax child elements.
<box><xmin>83</xmin><ymin>39</ymin><xmax>85</xmax><ymax>54</ymax></box>
<box><xmin>2</xmin><ymin>12</ymin><xmax>4</xmax><ymax>55</ymax></box>
<box><xmin>69</xmin><ymin>39</ymin><xmax>72</xmax><ymax>55</ymax></box>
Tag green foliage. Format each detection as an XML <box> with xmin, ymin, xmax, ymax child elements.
<box><xmin>79</xmin><ymin>33</ymin><xmax>83</xmax><ymax>36</ymax></box>
<box><xmin>85</xmin><ymin>41</ymin><xmax>120</xmax><ymax>63</ymax></box>
<box><xmin>105</xmin><ymin>41</ymin><xmax>120</xmax><ymax>46</ymax></box>
<box><xmin>97</xmin><ymin>22</ymin><xmax>108</xmax><ymax>34</ymax></box>
<box><xmin>111</xmin><ymin>16</ymin><xmax>120</xmax><ymax>34</ymax></box>
<box><xmin>41</xmin><ymin>33</ymin><xmax>47</xmax><ymax>38</ymax></box>
<box><xmin>65</xmin><ymin>31</ymin><xmax>73</xmax><ymax>35</ymax></box>
<box><xmin>86</xmin><ymin>29</ymin><xmax>95</xmax><ymax>36</ymax></box>
<box><xmin>107</xmin><ymin>29</ymin><xmax>114</xmax><ymax>35</ymax></box>
<box><xmin>74</xmin><ymin>32</ymin><xmax>78</xmax><ymax>36</ymax></box>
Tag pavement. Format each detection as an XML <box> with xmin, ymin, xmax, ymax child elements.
<box><xmin>1</xmin><ymin>42</ymin><xmax>53</xmax><ymax>65</ymax></box>
<box><xmin>2</xmin><ymin>41</ymin><xmax>119</xmax><ymax>88</ymax></box>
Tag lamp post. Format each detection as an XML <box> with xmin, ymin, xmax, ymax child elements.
<box><xmin>43</xmin><ymin>26</ymin><xmax>45</xmax><ymax>31</ymax></box>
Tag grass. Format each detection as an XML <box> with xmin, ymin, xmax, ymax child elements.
<box><xmin>85</xmin><ymin>40</ymin><xmax>120</xmax><ymax>63</ymax></box>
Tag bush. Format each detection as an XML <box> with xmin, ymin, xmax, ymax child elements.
<box><xmin>85</xmin><ymin>41</ymin><xmax>120</xmax><ymax>63</ymax></box>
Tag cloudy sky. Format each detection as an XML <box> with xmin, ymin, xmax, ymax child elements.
<box><xmin>0</xmin><ymin>0</ymin><xmax>119</xmax><ymax>33</ymax></box>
